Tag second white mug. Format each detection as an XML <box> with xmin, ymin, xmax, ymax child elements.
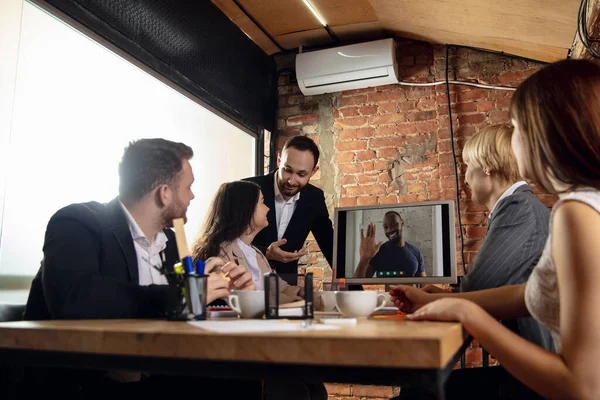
<box><xmin>335</xmin><ymin>291</ymin><xmax>386</xmax><ymax>318</ymax></box>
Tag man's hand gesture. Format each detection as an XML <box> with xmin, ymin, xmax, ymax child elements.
<box><xmin>359</xmin><ymin>222</ymin><xmax>384</xmax><ymax>261</ymax></box>
<box><xmin>266</xmin><ymin>238</ymin><xmax>308</xmax><ymax>263</ymax></box>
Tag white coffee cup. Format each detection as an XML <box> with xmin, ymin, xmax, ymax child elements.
<box><xmin>227</xmin><ymin>290</ymin><xmax>265</xmax><ymax>319</ymax></box>
<box><xmin>313</xmin><ymin>291</ymin><xmax>337</xmax><ymax>312</ymax></box>
<box><xmin>335</xmin><ymin>291</ymin><xmax>386</xmax><ymax>318</ymax></box>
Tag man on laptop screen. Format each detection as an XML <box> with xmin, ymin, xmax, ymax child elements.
<box><xmin>353</xmin><ymin>211</ymin><xmax>425</xmax><ymax>278</ymax></box>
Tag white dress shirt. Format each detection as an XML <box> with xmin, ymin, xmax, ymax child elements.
<box><xmin>273</xmin><ymin>173</ymin><xmax>301</xmax><ymax>241</ymax></box>
<box><xmin>489</xmin><ymin>181</ymin><xmax>528</xmax><ymax>218</ymax></box>
<box><xmin>236</xmin><ymin>238</ymin><xmax>264</xmax><ymax>290</ymax></box>
<box><xmin>119</xmin><ymin>201</ymin><xmax>168</xmax><ymax>286</ymax></box>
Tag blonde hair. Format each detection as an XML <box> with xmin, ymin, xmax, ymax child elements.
<box><xmin>462</xmin><ymin>124</ymin><xmax>520</xmax><ymax>184</ymax></box>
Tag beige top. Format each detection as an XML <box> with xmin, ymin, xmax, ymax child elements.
<box><xmin>525</xmin><ymin>189</ymin><xmax>600</xmax><ymax>354</ymax></box>
<box><xmin>219</xmin><ymin>240</ymin><xmax>303</xmax><ymax>304</ymax></box>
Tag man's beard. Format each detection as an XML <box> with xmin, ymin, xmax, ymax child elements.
<box><xmin>388</xmin><ymin>230</ymin><xmax>403</xmax><ymax>244</ymax></box>
<box><xmin>277</xmin><ymin>176</ymin><xmax>301</xmax><ymax>197</ymax></box>
<box><xmin>161</xmin><ymin>198</ymin><xmax>187</xmax><ymax>228</ymax></box>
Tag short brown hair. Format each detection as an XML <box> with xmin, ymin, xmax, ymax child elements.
<box><xmin>462</xmin><ymin>124</ymin><xmax>520</xmax><ymax>184</ymax></box>
<box><xmin>282</xmin><ymin>135</ymin><xmax>320</xmax><ymax>169</ymax></box>
<box><xmin>510</xmin><ymin>59</ymin><xmax>600</xmax><ymax>194</ymax></box>
<box><xmin>118</xmin><ymin>138</ymin><xmax>193</xmax><ymax>203</ymax></box>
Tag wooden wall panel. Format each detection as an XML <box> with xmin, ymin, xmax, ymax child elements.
<box><xmin>370</xmin><ymin>0</ymin><xmax>579</xmax><ymax>62</ymax></box>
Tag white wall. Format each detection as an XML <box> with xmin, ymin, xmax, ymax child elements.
<box><xmin>0</xmin><ymin>1</ymin><xmax>256</xmax><ymax>293</ymax></box>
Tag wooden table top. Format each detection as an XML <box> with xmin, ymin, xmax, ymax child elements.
<box><xmin>0</xmin><ymin>318</ymin><xmax>465</xmax><ymax>369</ymax></box>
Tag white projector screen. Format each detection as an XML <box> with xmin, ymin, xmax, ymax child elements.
<box><xmin>0</xmin><ymin>1</ymin><xmax>256</xmax><ymax>276</ymax></box>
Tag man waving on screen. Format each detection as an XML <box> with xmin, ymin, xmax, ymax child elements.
<box><xmin>353</xmin><ymin>211</ymin><xmax>425</xmax><ymax>278</ymax></box>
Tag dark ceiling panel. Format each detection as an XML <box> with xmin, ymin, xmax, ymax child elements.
<box><xmin>45</xmin><ymin>0</ymin><xmax>277</xmax><ymax>133</ymax></box>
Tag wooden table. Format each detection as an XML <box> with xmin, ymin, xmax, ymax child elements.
<box><xmin>0</xmin><ymin>318</ymin><xmax>469</xmax><ymax>399</ymax></box>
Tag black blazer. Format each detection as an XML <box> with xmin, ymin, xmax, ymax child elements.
<box><xmin>243</xmin><ymin>171</ymin><xmax>334</xmax><ymax>284</ymax></box>
<box><xmin>460</xmin><ymin>184</ymin><xmax>555</xmax><ymax>351</ymax></box>
<box><xmin>24</xmin><ymin>197</ymin><xmax>180</xmax><ymax>321</ymax></box>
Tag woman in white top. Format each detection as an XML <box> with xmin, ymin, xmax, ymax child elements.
<box><xmin>192</xmin><ymin>181</ymin><xmax>303</xmax><ymax>304</ymax></box>
<box><xmin>391</xmin><ymin>59</ymin><xmax>600</xmax><ymax>400</ymax></box>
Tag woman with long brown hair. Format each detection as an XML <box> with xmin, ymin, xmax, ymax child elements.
<box><xmin>192</xmin><ymin>180</ymin><xmax>304</xmax><ymax>303</ymax></box>
<box><xmin>392</xmin><ymin>59</ymin><xmax>600</xmax><ymax>400</ymax></box>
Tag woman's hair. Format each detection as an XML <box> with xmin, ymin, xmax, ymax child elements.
<box><xmin>462</xmin><ymin>124</ymin><xmax>519</xmax><ymax>184</ymax></box>
<box><xmin>510</xmin><ymin>59</ymin><xmax>600</xmax><ymax>194</ymax></box>
<box><xmin>191</xmin><ymin>180</ymin><xmax>261</xmax><ymax>261</ymax></box>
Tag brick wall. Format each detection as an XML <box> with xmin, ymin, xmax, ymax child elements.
<box><xmin>275</xmin><ymin>38</ymin><xmax>557</xmax><ymax>398</ymax></box>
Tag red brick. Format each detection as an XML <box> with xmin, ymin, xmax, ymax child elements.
<box><xmin>374</xmin><ymin>125</ymin><xmax>397</xmax><ymax>137</ymax></box>
<box><xmin>457</xmin><ymin>89</ymin><xmax>486</xmax><ymax>102</ymax></box>
<box><xmin>340</xmin><ymin>107</ymin><xmax>359</xmax><ymax>118</ymax></box>
<box><xmin>367</xmin><ymin>91</ymin><xmax>405</xmax><ymax>103</ymax></box>
<box><xmin>339</xmin><ymin>197</ymin><xmax>357</xmax><ymax>207</ymax></box>
<box><xmin>398</xmin><ymin>194</ymin><xmax>419</xmax><ymax>202</ymax></box>
<box><xmin>498</xmin><ymin>70</ymin><xmax>528</xmax><ymax>84</ymax></box>
<box><xmin>406</xmin><ymin>110</ymin><xmax>436</xmax><ymax>122</ymax></box>
<box><xmin>336</xmin><ymin>141</ymin><xmax>368</xmax><ymax>151</ymax></box>
<box><xmin>476</xmin><ymin>100</ymin><xmax>496</xmax><ymax>112</ymax></box>
<box><xmin>339</xmin><ymin>128</ymin><xmax>375</xmax><ymax>140</ymax></box>
<box><xmin>465</xmin><ymin>347</ymin><xmax>483</xmax><ymax>365</ymax></box>
<box><xmin>347</xmin><ymin>184</ymin><xmax>386</xmax><ymax>196</ymax></box>
<box><xmin>378</xmin><ymin>103</ymin><xmax>397</xmax><ymax>114</ymax></box>
<box><xmin>378</xmin><ymin>195</ymin><xmax>398</xmax><ymax>204</ymax></box>
<box><xmin>489</xmin><ymin>110</ymin><xmax>510</xmax><ymax>122</ymax></box>
<box><xmin>396</xmin><ymin>121</ymin><xmax>438</xmax><ymax>134</ymax></box>
<box><xmin>359</xmin><ymin>105</ymin><xmax>378</xmax><ymax>115</ymax></box>
<box><xmin>339</xmin><ymin>163</ymin><xmax>363</xmax><ymax>173</ymax></box>
<box><xmin>379</xmin><ymin>147</ymin><xmax>399</xmax><ymax>158</ymax></box>
<box><xmin>369</xmin><ymin>137</ymin><xmax>407</xmax><ymax>149</ymax></box>
<box><xmin>378</xmin><ymin>172</ymin><xmax>392</xmax><ymax>183</ymax></box>
<box><xmin>357</xmin><ymin>196</ymin><xmax>378</xmax><ymax>205</ymax></box>
<box><xmin>340</xmin><ymin>175</ymin><xmax>356</xmax><ymax>185</ymax></box>
<box><xmin>352</xmin><ymin>385</ymin><xmax>395</xmax><ymax>398</ymax></box>
<box><xmin>455</xmin><ymin>102</ymin><xmax>478</xmax><ymax>113</ymax></box>
<box><xmin>336</xmin><ymin>116</ymin><xmax>368</xmax><ymax>128</ymax></box>
<box><xmin>398</xmin><ymin>100</ymin><xmax>418</xmax><ymax>111</ymax></box>
<box><xmin>417</xmin><ymin>98</ymin><xmax>436</xmax><ymax>110</ymax></box>
<box><xmin>287</xmin><ymin>114</ymin><xmax>318</xmax><ymax>125</ymax></box>
<box><xmin>341</xmin><ymin>87</ymin><xmax>376</xmax><ymax>96</ymax></box>
<box><xmin>357</xmin><ymin>174</ymin><xmax>378</xmax><ymax>184</ymax></box>
<box><xmin>407</xmin><ymin>183</ymin><xmax>425</xmax><ymax>193</ymax></box>
<box><xmin>466</xmin><ymin>226</ymin><xmax>488</xmax><ymax>239</ymax></box>
<box><xmin>356</xmin><ymin>150</ymin><xmax>377</xmax><ymax>161</ymax></box>
<box><xmin>440</xmin><ymin>164</ymin><xmax>457</xmax><ymax>177</ymax></box>
<box><xmin>369</xmin><ymin>114</ymin><xmax>405</xmax><ymax>125</ymax></box>
<box><xmin>340</xmin><ymin>95</ymin><xmax>367</xmax><ymax>107</ymax></box>
<box><xmin>324</xmin><ymin>383</ymin><xmax>351</xmax><ymax>396</ymax></box>
<box><xmin>336</xmin><ymin>152</ymin><xmax>355</xmax><ymax>163</ymax></box>
<box><xmin>458</xmin><ymin>114</ymin><xmax>486</xmax><ymax>125</ymax></box>
<box><xmin>497</xmin><ymin>97</ymin><xmax>512</xmax><ymax>108</ymax></box>
<box><xmin>364</xmin><ymin>160</ymin><xmax>389</xmax><ymax>171</ymax></box>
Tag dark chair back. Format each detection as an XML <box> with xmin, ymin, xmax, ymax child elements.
<box><xmin>0</xmin><ymin>303</ymin><xmax>25</xmax><ymax>322</ymax></box>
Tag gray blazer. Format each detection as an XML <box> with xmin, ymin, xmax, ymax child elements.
<box><xmin>461</xmin><ymin>184</ymin><xmax>555</xmax><ymax>352</ymax></box>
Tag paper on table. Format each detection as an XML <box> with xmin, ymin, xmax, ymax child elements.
<box><xmin>188</xmin><ymin>319</ymin><xmax>340</xmax><ymax>333</ymax></box>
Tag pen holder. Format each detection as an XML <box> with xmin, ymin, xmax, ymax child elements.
<box><xmin>183</xmin><ymin>273</ymin><xmax>208</xmax><ymax>320</ymax></box>
<box><xmin>264</xmin><ymin>272</ymin><xmax>313</xmax><ymax>320</ymax></box>
<box><xmin>163</xmin><ymin>270</ymin><xmax>208</xmax><ymax>321</ymax></box>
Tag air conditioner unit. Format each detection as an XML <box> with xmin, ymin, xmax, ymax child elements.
<box><xmin>295</xmin><ymin>38</ymin><xmax>399</xmax><ymax>96</ymax></box>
